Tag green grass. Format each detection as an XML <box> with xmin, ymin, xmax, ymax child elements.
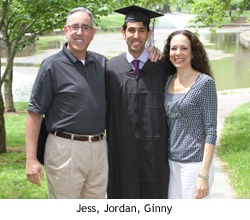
<box><xmin>1</xmin><ymin>102</ymin><xmax>48</xmax><ymax>199</ymax></box>
<box><xmin>14</xmin><ymin>102</ymin><xmax>29</xmax><ymax>111</ymax></box>
<box><xmin>0</xmin><ymin>156</ymin><xmax>48</xmax><ymax>199</ymax></box>
<box><xmin>98</xmin><ymin>14</ymin><xmax>124</xmax><ymax>28</ymax></box>
<box><xmin>5</xmin><ymin>114</ymin><xmax>27</xmax><ymax>147</ymax></box>
<box><xmin>5</xmin><ymin>102</ymin><xmax>28</xmax><ymax>147</ymax></box>
<box><xmin>37</xmin><ymin>34</ymin><xmax>64</xmax><ymax>43</ymax></box>
<box><xmin>218</xmin><ymin>102</ymin><xmax>250</xmax><ymax>199</ymax></box>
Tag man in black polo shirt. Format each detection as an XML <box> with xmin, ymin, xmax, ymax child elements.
<box><xmin>25</xmin><ymin>7</ymin><xmax>108</xmax><ymax>199</ymax></box>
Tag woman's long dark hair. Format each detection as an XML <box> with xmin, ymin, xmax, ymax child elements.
<box><xmin>163</xmin><ymin>30</ymin><xmax>213</xmax><ymax>78</ymax></box>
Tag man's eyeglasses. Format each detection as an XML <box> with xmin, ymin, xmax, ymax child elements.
<box><xmin>67</xmin><ymin>24</ymin><xmax>93</xmax><ymax>33</ymax></box>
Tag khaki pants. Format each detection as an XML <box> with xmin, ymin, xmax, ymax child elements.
<box><xmin>44</xmin><ymin>133</ymin><xmax>108</xmax><ymax>199</ymax></box>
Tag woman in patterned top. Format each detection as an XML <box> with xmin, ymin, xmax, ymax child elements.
<box><xmin>163</xmin><ymin>30</ymin><xmax>217</xmax><ymax>199</ymax></box>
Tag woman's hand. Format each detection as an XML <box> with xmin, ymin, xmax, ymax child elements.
<box><xmin>195</xmin><ymin>177</ymin><xmax>209</xmax><ymax>199</ymax></box>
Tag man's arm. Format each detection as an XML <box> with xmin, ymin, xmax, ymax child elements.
<box><xmin>25</xmin><ymin>111</ymin><xmax>44</xmax><ymax>187</ymax></box>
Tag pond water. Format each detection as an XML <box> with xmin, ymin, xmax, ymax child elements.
<box><xmin>206</xmin><ymin>30</ymin><xmax>250</xmax><ymax>91</ymax></box>
<box><xmin>1</xmin><ymin>27</ymin><xmax>250</xmax><ymax>102</ymax></box>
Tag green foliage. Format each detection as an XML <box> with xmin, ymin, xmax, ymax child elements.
<box><xmin>218</xmin><ymin>102</ymin><xmax>250</xmax><ymax>199</ymax></box>
<box><xmin>1</xmin><ymin>0</ymin><xmax>94</xmax><ymax>50</ymax></box>
<box><xmin>158</xmin><ymin>0</ymin><xmax>250</xmax><ymax>32</ymax></box>
<box><xmin>170</xmin><ymin>0</ymin><xmax>195</xmax><ymax>8</ymax></box>
<box><xmin>188</xmin><ymin>0</ymin><xmax>250</xmax><ymax>31</ymax></box>
<box><xmin>190</xmin><ymin>0</ymin><xmax>230</xmax><ymax>28</ymax></box>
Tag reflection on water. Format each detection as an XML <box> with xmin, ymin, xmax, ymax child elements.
<box><xmin>206</xmin><ymin>31</ymin><xmax>250</xmax><ymax>91</ymax></box>
<box><xmin>1</xmin><ymin>41</ymin><xmax>64</xmax><ymax>58</ymax></box>
<box><xmin>2</xmin><ymin>29</ymin><xmax>250</xmax><ymax>102</ymax></box>
<box><xmin>13</xmin><ymin>67</ymin><xmax>38</xmax><ymax>102</ymax></box>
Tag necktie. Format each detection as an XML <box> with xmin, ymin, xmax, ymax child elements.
<box><xmin>132</xmin><ymin>60</ymin><xmax>140</xmax><ymax>76</ymax></box>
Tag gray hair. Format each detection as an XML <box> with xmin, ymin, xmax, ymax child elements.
<box><xmin>66</xmin><ymin>7</ymin><xmax>94</xmax><ymax>28</ymax></box>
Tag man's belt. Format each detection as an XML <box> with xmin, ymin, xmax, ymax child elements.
<box><xmin>52</xmin><ymin>131</ymin><xmax>104</xmax><ymax>142</ymax></box>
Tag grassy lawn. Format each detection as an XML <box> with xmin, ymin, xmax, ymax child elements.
<box><xmin>1</xmin><ymin>102</ymin><xmax>48</xmax><ymax>199</ymax></box>
<box><xmin>218</xmin><ymin>102</ymin><xmax>250</xmax><ymax>199</ymax></box>
<box><xmin>98</xmin><ymin>14</ymin><xmax>124</xmax><ymax>28</ymax></box>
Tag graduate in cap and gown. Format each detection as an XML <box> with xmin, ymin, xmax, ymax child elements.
<box><xmin>106</xmin><ymin>5</ymin><xmax>170</xmax><ymax>199</ymax></box>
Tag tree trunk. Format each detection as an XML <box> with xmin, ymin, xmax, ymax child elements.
<box><xmin>0</xmin><ymin>48</ymin><xmax>7</xmax><ymax>153</ymax></box>
<box><xmin>177</xmin><ymin>7</ymin><xmax>182</xmax><ymax>12</ymax></box>
<box><xmin>162</xmin><ymin>2</ymin><xmax>171</xmax><ymax>13</ymax></box>
<box><xmin>4</xmin><ymin>45</ymin><xmax>16</xmax><ymax>112</ymax></box>
<box><xmin>4</xmin><ymin>66</ymin><xmax>16</xmax><ymax>112</ymax></box>
<box><xmin>0</xmin><ymin>90</ymin><xmax>7</xmax><ymax>153</ymax></box>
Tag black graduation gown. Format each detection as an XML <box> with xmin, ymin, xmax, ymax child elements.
<box><xmin>106</xmin><ymin>53</ymin><xmax>169</xmax><ymax>199</ymax></box>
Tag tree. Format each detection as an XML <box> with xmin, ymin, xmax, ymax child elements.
<box><xmin>0</xmin><ymin>0</ymin><xmax>8</xmax><ymax>153</ymax></box>
<box><xmin>0</xmin><ymin>0</ymin><xmax>157</xmax><ymax>153</ymax></box>
<box><xmin>162</xmin><ymin>0</ymin><xmax>172</xmax><ymax>13</ymax></box>
<box><xmin>176</xmin><ymin>0</ymin><xmax>250</xmax><ymax>31</ymax></box>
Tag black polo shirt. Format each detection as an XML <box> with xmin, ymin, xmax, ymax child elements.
<box><xmin>28</xmin><ymin>43</ymin><xmax>107</xmax><ymax>135</ymax></box>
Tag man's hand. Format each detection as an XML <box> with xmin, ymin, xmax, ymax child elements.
<box><xmin>25</xmin><ymin>111</ymin><xmax>44</xmax><ymax>186</ymax></box>
<box><xmin>26</xmin><ymin>158</ymin><xmax>44</xmax><ymax>187</ymax></box>
<box><xmin>147</xmin><ymin>46</ymin><xmax>162</xmax><ymax>62</ymax></box>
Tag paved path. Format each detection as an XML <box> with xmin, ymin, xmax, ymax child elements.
<box><xmin>211</xmin><ymin>88</ymin><xmax>250</xmax><ymax>199</ymax></box>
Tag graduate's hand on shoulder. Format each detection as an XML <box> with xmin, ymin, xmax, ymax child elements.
<box><xmin>147</xmin><ymin>46</ymin><xmax>162</xmax><ymax>62</ymax></box>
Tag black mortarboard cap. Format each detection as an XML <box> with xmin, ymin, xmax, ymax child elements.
<box><xmin>114</xmin><ymin>5</ymin><xmax>163</xmax><ymax>24</ymax></box>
